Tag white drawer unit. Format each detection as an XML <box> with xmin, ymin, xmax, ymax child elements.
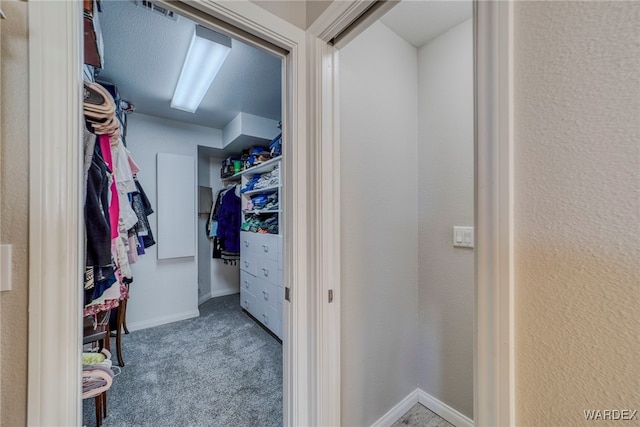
<box><xmin>237</xmin><ymin>158</ymin><xmax>283</xmax><ymax>339</ymax></box>
<box><xmin>239</xmin><ymin>230</ymin><xmax>283</xmax><ymax>339</ymax></box>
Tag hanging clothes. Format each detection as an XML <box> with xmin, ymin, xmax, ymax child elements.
<box><xmin>82</xmin><ymin>82</ymin><xmax>126</xmax><ymax>316</ymax></box>
<box><xmin>98</xmin><ymin>134</ymin><xmax>120</xmax><ymax>240</ymax></box>
<box><xmin>85</xmin><ymin>143</ymin><xmax>113</xmax><ymax>268</ymax></box>
<box><xmin>131</xmin><ymin>178</ymin><xmax>155</xmax><ymax>248</ymax></box>
<box><xmin>111</xmin><ymin>138</ymin><xmax>138</xmax><ymax>230</ymax></box>
<box><xmin>216</xmin><ymin>186</ymin><xmax>241</xmax><ymax>264</ymax></box>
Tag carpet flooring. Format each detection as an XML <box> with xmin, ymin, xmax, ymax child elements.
<box><xmin>392</xmin><ymin>404</ymin><xmax>454</xmax><ymax>427</ymax></box>
<box><xmin>82</xmin><ymin>294</ymin><xmax>282</xmax><ymax>427</ymax></box>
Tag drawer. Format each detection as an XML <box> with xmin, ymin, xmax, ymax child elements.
<box><xmin>240</xmin><ymin>288</ymin><xmax>257</xmax><ymax>315</ymax></box>
<box><xmin>240</xmin><ymin>270</ymin><xmax>258</xmax><ymax>294</ymax></box>
<box><xmin>255</xmin><ymin>234</ymin><xmax>280</xmax><ymax>261</ymax></box>
<box><xmin>240</xmin><ymin>231</ymin><xmax>280</xmax><ymax>257</ymax></box>
<box><xmin>240</xmin><ymin>231</ymin><xmax>260</xmax><ymax>255</ymax></box>
<box><xmin>240</xmin><ymin>253</ymin><xmax>257</xmax><ymax>276</ymax></box>
<box><xmin>257</xmin><ymin>303</ymin><xmax>281</xmax><ymax>338</ymax></box>
<box><xmin>255</xmin><ymin>277</ymin><xmax>282</xmax><ymax>311</ymax></box>
<box><xmin>257</xmin><ymin>258</ymin><xmax>281</xmax><ymax>285</ymax></box>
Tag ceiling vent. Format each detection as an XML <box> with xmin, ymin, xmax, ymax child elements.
<box><xmin>134</xmin><ymin>1</ymin><xmax>178</xmax><ymax>21</ymax></box>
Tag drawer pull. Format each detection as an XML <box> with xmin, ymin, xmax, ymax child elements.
<box><xmin>263</xmin><ymin>245</ymin><xmax>269</xmax><ymax>252</ymax></box>
<box><xmin>262</xmin><ymin>313</ymin><xmax>269</xmax><ymax>324</ymax></box>
<box><xmin>262</xmin><ymin>268</ymin><xmax>269</xmax><ymax>277</ymax></box>
<box><xmin>244</xmin><ymin>240</ymin><xmax>249</xmax><ymax>247</ymax></box>
<box><xmin>244</xmin><ymin>260</ymin><xmax>249</xmax><ymax>267</ymax></box>
<box><xmin>244</xmin><ymin>280</ymin><xmax>249</xmax><ymax>288</ymax></box>
<box><xmin>262</xmin><ymin>290</ymin><xmax>269</xmax><ymax>300</ymax></box>
<box><xmin>244</xmin><ymin>300</ymin><xmax>249</xmax><ymax>309</ymax></box>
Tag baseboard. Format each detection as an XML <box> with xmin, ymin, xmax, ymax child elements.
<box><xmin>198</xmin><ymin>292</ymin><xmax>212</xmax><ymax>305</ymax></box>
<box><xmin>369</xmin><ymin>388</ymin><xmax>473</xmax><ymax>427</ymax></box>
<box><xmin>418</xmin><ymin>389</ymin><xmax>473</xmax><ymax>427</ymax></box>
<box><xmin>210</xmin><ymin>288</ymin><xmax>239</xmax><ymax>298</ymax></box>
<box><xmin>199</xmin><ymin>288</ymin><xmax>239</xmax><ymax>305</ymax></box>
<box><xmin>126</xmin><ymin>309</ymin><xmax>200</xmax><ymax>332</ymax></box>
<box><xmin>370</xmin><ymin>389</ymin><xmax>419</xmax><ymax>427</ymax></box>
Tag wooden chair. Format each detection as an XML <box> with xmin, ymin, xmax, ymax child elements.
<box><xmin>83</xmin><ymin>311</ymin><xmax>113</xmax><ymax>427</ymax></box>
<box><xmin>83</xmin><ymin>311</ymin><xmax>110</xmax><ymax>352</ymax></box>
<box><xmin>109</xmin><ymin>283</ymin><xmax>131</xmax><ymax>367</ymax></box>
<box><xmin>82</xmin><ymin>350</ymin><xmax>113</xmax><ymax>427</ymax></box>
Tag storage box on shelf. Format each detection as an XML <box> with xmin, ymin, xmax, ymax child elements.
<box><xmin>236</xmin><ymin>156</ymin><xmax>283</xmax><ymax>339</ymax></box>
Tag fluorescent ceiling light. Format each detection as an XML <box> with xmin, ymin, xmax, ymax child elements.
<box><xmin>171</xmin><ymin>25</ymin><xmax>231</xmax><ymax>113</ymax></box>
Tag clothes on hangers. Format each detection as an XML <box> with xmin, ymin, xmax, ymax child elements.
<box><xmin>208</xmin><ymin>185</ymin><xmax>241</xmax><ymax>264</ymax></box>
<box><xmin>82</xmin><ymin>80</ymin><xmax>152</xmax><ymax>317</ymax></box>
<box><xmin>130</xmin><ymin>178</ymin><xmax>155</xmax><ymax>249</ymax></box>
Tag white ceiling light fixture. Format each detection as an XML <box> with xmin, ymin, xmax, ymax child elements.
<box><xmin>171</xmin><ymin>25</ymin><xmax>232</xmax><ymax>113</ymax></box>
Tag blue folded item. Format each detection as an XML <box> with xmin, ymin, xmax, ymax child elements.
<box><xmin>251</xmin><ymin>194</ymin><xmax>269</xmax><ymax>209</ymax></box>
<box><xmin>269</xmin><ymin>133</ymin><xmax>282</xmax><ymax>157</ymax></box>
<box><xmin>241</xmin><ymin>175</ymin><xmax>260</xmax><ymax>193</ymax></box>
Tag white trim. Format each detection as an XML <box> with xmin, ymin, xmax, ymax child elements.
<box><xmin>27</xmin><ymin>1</ymin><xmax>312</xmax><ymax>426</ymax></box>
<box><xmin>198</xmin><ymin>289</ymin><xmax>240</xmax><ymax>305</ymax></box>
<box><xmin>126</xmin><ymin>310</ymin><xmax>200</xmax><ymax>332</ymax></box>
<box><xmin>370</xmin><ymin>389</ymin><xmax>419</xmax><ymax>427</ymax></box>
<box><xmin>305</xmin><ymin>35</ymin><xmax>342</xmax><ymax>426</ymax></box>
<box><xmin>199</xmin><ymin>292</ymin><xmax>213</xmax><ymax>306</ymax></box>
<box><xmin>418</xmin><ymin>390</ymin><xmax>474</xmax><ymax>427</ymax></box>
<box><xmin>308</xmin><ymin>0</ymin><xmax>398</xmax><ymax>49</ymax></box>
<box><xmin>474</xmin><ymin>0</ymin><xmax>515</xmax><ymax>426</ymax></box>
<box><xmin>308</xmin><ymin>0</ymin><xmax>375</xmax><ymax>42</ymax></box>
<box><xmin>369</xmin><ymin>388</ymin><xmax>474</xmax><ymax>427</ymax></box>
<box><xmin>210</xmin><ymin>288</ymin><xmax>239</xmax><ymax>298</ymax></box>
<box><xmin>27</xmin><ymin>1</ymin><xmax>83</xmax><ymax>426</ymax></box>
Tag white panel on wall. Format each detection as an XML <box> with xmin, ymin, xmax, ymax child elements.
<box><xmin>157</xmin><ymin>153</ymin><xmax>196</xmax><ymax>259</ymax></box>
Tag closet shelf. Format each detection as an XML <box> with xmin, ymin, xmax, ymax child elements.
<box><xmin>242</xmin><ymin>185</ymin><xmax>281</xmax><ymax>196</ymax></box>
<box><xmin>222</xmin><ymin>174</ymin><xmax>242</xmax><ymax>182</ymax></box>
<box><xmin>232</xmin><ymin>155</ymin><xmax>282</xmax><ymax>179</ymax></box>
<box><xmin>243</xmin><ymin>209</ymin><xmax>282</xmax><ymax>215</ymax></box>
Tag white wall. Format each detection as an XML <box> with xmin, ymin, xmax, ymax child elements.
<box><xmin>125</xmin><ymin>113</ymin><xmax>222</xmax><ymax>329</ymax></box>
<box><xmin>250</xmin><ymin>0</ymin><xmax>307</xmax><ymax>29</ymax></box>
<box><xmin>197</xmin><ymin>150</ymin><xmax>212</xmax><ymax>302</ymax></box>
<box><xmin>249</xmin><ymin>0</ymin><xmax>333</xmax><ymax>29</ymax></box>
<box><xmin>339</xmin><ymin>21</ymin><xmax>419</xmax><ymax>427</ymax></box>
<box><xmin>514</xmin><ymin>2</ymin><xmax>640</xmax><ymax>425</ymax></box>
<box><xmin>417</xmin><ymin>19</ymin><xmax>474</xmax><ymax>418</ymax></box>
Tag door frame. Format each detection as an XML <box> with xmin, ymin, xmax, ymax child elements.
<box><xmin>26</xmin><ymin>1</ymin><xmax>312</xmax><ymax>426</ymax></box>
<box><xmin>308</xmin><ymin>0</ymin><xmax>516</xmax><ymax>425</ymax></box>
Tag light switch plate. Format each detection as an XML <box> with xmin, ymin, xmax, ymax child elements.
<box><xmin>453</xmin><ymin>227</ymin><xmax>474</xmax><ymax>248</ymax></box>
<box><xmin>0</xmin><ymin>244</ymin><xmax>12</xmax><ymax>291</ymax></box>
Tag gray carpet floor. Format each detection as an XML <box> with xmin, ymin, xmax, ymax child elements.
<box><xmin>83</xmin><ymin>294</ymin><xmax>282</xmax><ymax>427</ymax></box>
<box><xmin>392</xmin><ymin>404</ymin><xmax>454</xmax><ymax>427</ymax></box>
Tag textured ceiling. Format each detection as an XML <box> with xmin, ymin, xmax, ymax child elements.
<box><xmin>97</xmin><ymin>0</ymin><xmax>282</xmax><ymax>130</ymax></box>
<box><xmin>380</xmin><ymin>0</ymin><xmax>472</xmax><ymax>48</ymax></box>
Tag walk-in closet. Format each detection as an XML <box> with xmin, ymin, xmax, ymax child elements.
<box><xmin>80</xmin><ymin>1</ymin><xmax>284</xmax><ymax>425</ymax></box>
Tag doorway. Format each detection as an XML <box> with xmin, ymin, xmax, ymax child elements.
<box><xmin>26</xmin><ymin>1</ymin><xmax>315</xmax><ymax>426</ymax></box>
<box><xmin>337</xmin><ymin>1</ymin><xmax>474</xmax><ymax>425</ymax></box>
<box><xmin>82</xmin><ymin>2</ymin><xmax>288</xmax><ymax>425</ymax></box>
<box><xmin>80</xmin><ymin>3</ymin><xmax>287</xmax><ymax>422</ymax></box>
<box><xmin>305</xmin><ymin>0</ymin><xmax>515</xmax><ymax>425</ymax></box>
